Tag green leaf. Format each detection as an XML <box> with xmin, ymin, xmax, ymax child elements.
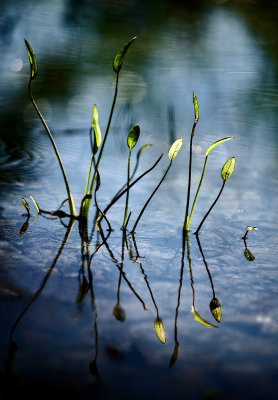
<box><xmin>92</xmin><ymin>104</ymin><xmax>102</xmax><ymax>155</ymax></box>
<box><xmin>206</xmin><ymin>137</ymin><xmax>235</xmax><ymax>156</ymax></box>
<box><xmin>193</xmin><ymin>91</ymin><xmax>199</xmax><ymax>124</ymax></box>
<box><xmin>29</xmin><ymin>195</ymin><xmax>40</xmax><ymax>213</ymax></box>
<box><xmin>244</xmin><ymin>248</ymin><xmax>255</xmax><ymax>261</ymax></box>
<box><xmin>24</xmin><ymin>39</ymin><xmax>38</xmax><ymax>80</ymax></box>
<box><xmin>221</xmin><ymin>157</ymin><xmax>235</xmax><ymax>181</ymax></box>
<box><xmin>113</xmin><ymin>36</ymin><xmax>137</xmax><ymax>73</ymax></box>
<box><xmin>247</xmin><ymin>226</ymin><xmax>258</xmax><ymax>232</ymax></box>
<box><xmin>192</xmin><ymin>307</ymin><xmax>218</xmax><ymax>328</ymax></box>
<box><xmin>127</xmin><ymin>124</ymin><xmax>140</xmax><ymax>150</ymax></box>
<box><xmin>154</xmin><ymin>318</ymin><xmax>166</xmax><ymax>344</ymax></box>
<box><xmin>210</xmin><ymin>298</ymin><xmax>222</xmax><ymax>323</ymax></box>
<box><xmin>19</xmin><ymin>220</ymin><xmax>29</xmax><ymax>237</ymax></box>
<box><xmin>22</xmin><ymin>197</ymin><xmax>30</xmax><ymax>215</ymax></box>
<box><xmin>168</xmin><ymin>137</ymin><xmax>183</xmax><ymax>161</ymax></box>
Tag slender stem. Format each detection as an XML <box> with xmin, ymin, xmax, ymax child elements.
<box><xmin>80</xmin><ymin>72</ymin><xmax>119</xmax><ymax>218</ymax></box>
<box><xmin>123</xmin><ymin>149</ymin><xmax>131</xmax><ymax>229</ymax></box>
<box><xmin>186</xmin><ymin>156</ymin><xmax>208</xmax><ymax>231</ymax></box>
<box><xmin>131</xmin><ymin>161</ymin><xmax>171</xmax><ymax>234</ymax></box>
<box><xmin>195</xmin><ymin>180</ymin><xmax>226</xmax><ymax>235</ymax></box>
<box><xmin>28</xmin><ymin>80</ymin><xmax>77</xmax><ymax>216</ymax></box>
<box><xmin>184</xmin><ymin>122</ymin><xmax>197</xmax><ymax>231</ymax></box>
<box><xmin>98</xmin><ymin>154</ymin><xmax>163</xmax><ymax>223</ymax></box>
<box><xmin>195</xmin><ymin>233</ymin><xmax>216</xmax><ymax>298</ymax></box>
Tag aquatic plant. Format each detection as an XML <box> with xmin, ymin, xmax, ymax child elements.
<box><xmin>24</xmin><ymin>39</ymin><xmax>77</xmax><ymax>217</ymax></box>
<box><xmin>195</xmin><ymin>156</ymin><xmax>236</xmax><ymax>235</ymax></box>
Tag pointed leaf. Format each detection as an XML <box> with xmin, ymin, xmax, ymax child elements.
<box><xmin>22</xmin><ymin>197</ymin><xmax>30</xmax><ymax>215</ymax></box>
<box><xmin>29</xmin><ymin>195</ymin><xmax>40</xmax><ymax>213</ymax></box>
<box><xmin>113</xmin><ymin>36</ymin><xmax>137</xmax><ymax>73</ymax></box>
<box><xmin>154</xmin><ymin>318</ymin><xmax>166</xmax><ymax>344</ymax></box>
<box><xmin>244</xmin><ymin>248</ymin><xmax>255</xmax><ymax>261</ymax></box>
<box><xmin>113</xmin><ymin>302</ymin><xmax>126</xmax><ymax>322</ymax></box>
<box><xmin>169</xmin><ymin>343</ymin><xmax>179</xmax><ymax>368</ymax></box>
<box><xmin>127</xmin><ymin>124</ymin><xmax>140</xmax><ymax>150</ymax></box>
<box><xmin>193</xmin><ymin>91</ymin><xmax>199</xmax><ymax>124</ymax></box>
<box><xmin>24</xmin><ymin>39</ymin><xmax>38</xmax><ymax>80</ymax></box>
<box><xmin>206</xmin><ymin>137</ymin><xmax>235</xmax><ymax>156</ymax></box>
<box><xmin>19</xmin><ymin>220</ymin><xmax>29</xmax><ymax>237</ymax></box>
<box><xmin>210</xmin><ymin>298</ymin><xmax>222</xmax><ymax>323</ymax></box>
<box><xmin>192</xmin><ymin>307</ymin><xmax>218</xmax><ymax>328</ymax></box>
<box><xmin>247</xmin><ymin>226</ymin><xmax>258</xmax><ymax>232</ymax></box>
<box><xmin>221</xmin><ymin>157</ymin><xmax>235</xmax><ymax>181</ymax></box>
<box><xmin>168</xmin><ymin>137</ymin><xmax>183</xmax><ymax>161</ymax></box>
<box><xmin>92</xmin><ymin>104</ymin><xmax>102</xmax><ymax>155</ymax></box>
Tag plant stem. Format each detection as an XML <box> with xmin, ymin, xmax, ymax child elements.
<box><xmin>186</xmin><ymin>155</ymin><xmax>208</xmax><ymax>231</ymax></box>
<box><xmin>195</xmin><ymin>180</ymin><xmax>226</xmax><ymax>235</ymax></box>
<box><xmin>28</xmin><ymin>80</ymin><xmax>77</xmax><ymax>217</ymax></box>
<box><xmin>123</xmin><ymin>149</ymin><xmax>131</xmax><ymax>229</ymax></box>
<box><xmin>183</xmin><ymin>121</ymin><xmax>197</xmax><ymax>231</ymax></box>
<box><xmin>98</xmin><ymin>154</ymin><xmax>163</xmax><ymax>223</ymax></box>
<box><xmin>80</xmin><ymin>72</ymin><xmax>119</xmax><ymax>218</ymax></box>
<box><xmin>130</xmin><ymin>161</ymin><xmax>172</xmax><ymax>234</ymax></box>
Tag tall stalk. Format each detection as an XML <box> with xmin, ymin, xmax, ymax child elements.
<box><xmin>24</xmin><ymin>39</ymin><xmax>77</xmax><ymax>217</ymax></box>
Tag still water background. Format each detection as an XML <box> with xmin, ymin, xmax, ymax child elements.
<box><xmin>1</xmin><ymin>0</ymin><xmax>278</xmax><ymax>399</ymax></box>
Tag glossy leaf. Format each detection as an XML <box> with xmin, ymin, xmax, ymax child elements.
<box><xmin>210</xmin><ymin>298</ymin><xmax>222</xmax><ymax>323</ymax></box>
<box><xmin>244</xmin><ymin>248</ymin><xmax>255</xmax><ymax>261</ymax></box>
<box><xmin>29</xmin><ymin>195</ymin><xmax>40</xmax><ymax>213</ymax></box>
<box><xmin>168</xmin><ymin>137</ymin><xmax>183</xmax><ymax>161</ymax></box>
<box><xmin>193</xmin><ymin>91</ymin><xmax>199</xmax><ymax>124</ymax></box>
<box><xmin>22</xmin><ymin>197</ymin><xmax>30</xmax><ymax>215</ymax></box>
<box><xmin>221</xmin><ymin>157</ymin><xmax>235</xmax><ymax>181</ymax></box>
<box><xmin>154</xmin><ymin>318</ymin><xmax>166</xmax><ymax>344</ymax></box>
<box><xmin>92</xmin><ymin>104</ymin><xmax>102</xmax><ymax>155</ymax></box>
<box><xmin>206</xmin><ymin>137</ymin><xmax>235</xmax><ymax>156</ymax></box>
<box><xmin>19</xmin><ymin>220</ymin><xmax>29</xmax><ymax>237</ymax></box>
<box><xmin>247</xmin><ymin>226</ymin><xmax>258</xmax><ymax>232</ymax></box>
<box><xmin>113</xmin><ymin>36</ymin><xmax>137</xmax><ymax>73</ymax></box>
<box><xmin>24</xmin><ymin>39</ymin><xmax>38</xmax><ymax>80</ymax></box>
<box><xmin>192</xmin><ymin>307</ymin><xmax>218</xmax><ymax>328</ymax></box>
<box><xmin>127</xmin><ymin>124</ymin><xmax>140</xmax><ymax>150</ymax></box>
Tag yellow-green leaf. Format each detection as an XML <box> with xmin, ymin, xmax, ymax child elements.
<box><xmin>113</xmin><ymin>302</ymin><xmax>126</xmax><ymax>322</ymax></box>
<box><xmin>136</xmin><ymin>144</ymin><xmax>152</xmax><ymax>160</ymax></box>
<box><xmin>244</xmin><ymin>248</ymin><xmax>255</xmax><ymax>261</ymax></box>
<box><xmin>127</xmin><ymin>124</ymin><xmax>140</xmax><ymax>150</ymax></box>
<box><xmin>154</xmin><ymin>318</ymin><xmax>166</xmax><ymax>343</ymax></box>
<box><xmin>193</xmin><ymin>91</ymin><xmax>199</xmax><ymax>124</ymax></box>
<box><xmin>210</xmin><ymin>298</ymin><xmax>222</xmax><ymax>323</ymax></box>
<box><xmin>205</xmin><ymin>137</ymin><xmax>235</xmax><ymax>156</ymax></box>
<box><xmin>247</xmin><ymin>226</ymin><xmax>258</xmax><ymax>232</ymax></box>
<box><xmin>192</xmin><ymin>307</ymin><xmax>218</xmax><ymax>328</ymax></box>
<box><xmin>113</xmin><ymin>36</ymin><xmax>137</xmax><ymax>73</ymax></box>
<box><xmin>24</xmin><ymin>39</ymin><xmax>38</xmax><ymax>80</ymax></box>
<box><xmin>22</xmin><ymin>197</ymin><xmax>30</xmax><ymax>214</ymax></box>
<box><xmin>29</xmin><ymin>195</ymin><xmax>40</xmax><ymax>213</ymax></box>
<box><xmin>92</xmin><ymin>104</ymin><xmax>102</xmax><ymax>154</ymax></box>
<box><xmin>168</xmin><ymin>137</ymin><xmax>183</xmax><ymax>161</ymax></box>
<box><xmin>169</xmin><ymin>343</ymin><xmax>179</xmax><ymax>368</ymax></box>
<box><xmin>221</xmin><ymin>157</ymin><xmax>235</xmax><ymax>181</ymax></box>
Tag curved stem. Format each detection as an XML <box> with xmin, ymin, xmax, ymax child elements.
<box><xmin>28</xmin><ymin>80</ymin><xmax>76</xmax><ymax>216</ymax></box>
<box><xmin>195</xmin><ymin>180</ymin><xmax>226</xmax><ymax>235</ymax></box>
<box><xmin>131</xmin><ymin>161</ymin><xmax>171</xmax><ymax>234</ymax></box>
<box><xmin>186</xmin><ymin>155</ymin><xmax>208</xmax><ymax>231</ymax></box>
<box><xmin>184</xmin><ymin>122</ymin><xmax>197</xmax><ymax>231</ymax></box>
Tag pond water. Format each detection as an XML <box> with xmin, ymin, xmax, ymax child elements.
<box><xmin>1</xmin><ymin>1</ymin><xmax>278</xmax><ymax>399</ymax></box>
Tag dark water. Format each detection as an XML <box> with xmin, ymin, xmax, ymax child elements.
<box><xmin>1</xmin><ymin>1</ymin><xmax>278</xmax><ymax>399</ymax></box>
